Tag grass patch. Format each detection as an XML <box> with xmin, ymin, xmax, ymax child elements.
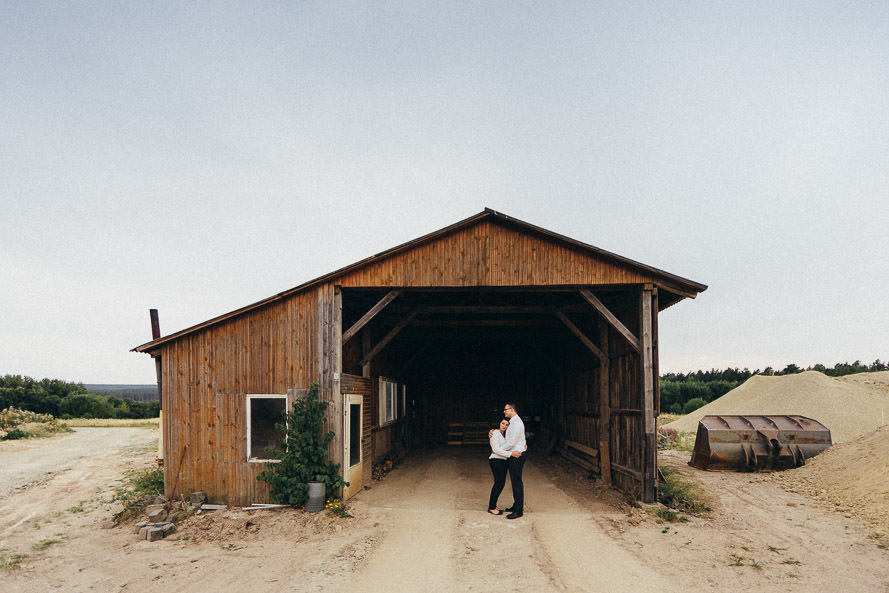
<box><xmin>67</xmin><ymin>501</ymin><xmax>86</xmax><ymax>513</ymax></box>
<box><xmin>655</xmin><ymin>508</ymin><xmax>689</xmax><ymax>523</ymax></box>
<box><xmin>729</xmin><ymin>552</ymin><xmax>764</xmax><ymax>570</ymax></box>
<box><xmin>65</xmin><ymin>418</ymin><xmax>159</xmax><ymax>428</ymax></box>
<box><xmin>1</xmin><ymin>551</ymin><xmax>25</xmax><ymax>570</ymax></box>
<box><xmin>32</xmin><ymin>538</ymin><xmax>62</xmax><ymax>551</ymax></box>
<box><xmin>658</xmin><ymin>464</ymin><xmax>711</xmax><ymax>515</ymax></box>
<box><xmin>657</xmin><ymin>425</ymin><xmax>696</xmax><ymax>452</ymax></box>
<box><xmin>112</xmin><ymin>466</ymin><xmax>164</xmax><ymax>523</ymax></box>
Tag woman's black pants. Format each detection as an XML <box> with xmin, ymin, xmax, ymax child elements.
<box><xmin>488</xmin><ymin>458</ymin><xmax>508</xmax><ymax>510</ymax></box>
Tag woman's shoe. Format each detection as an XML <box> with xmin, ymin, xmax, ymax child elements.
<box><xmin>487</xmin><ymin>508</ymin><xmax>501</xmax><ymax>515</ymax></box>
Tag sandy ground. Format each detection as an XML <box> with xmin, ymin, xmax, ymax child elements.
<box><xmin>2</xmin><ymin>430</ymin><xmax>888</xmax><ymax>593</ymax></box>
<box><xmin>770</xmin><ymin>425</ymin><xmax>889</xmax><ymax>529</ymax></box>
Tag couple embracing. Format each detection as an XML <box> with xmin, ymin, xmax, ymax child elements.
<box><xmin>487</xmin><ymin>403</ymin><xmax>525</xmax><ymax>519</ymax></box>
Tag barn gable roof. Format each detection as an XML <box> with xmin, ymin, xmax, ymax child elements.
<box><xmin>134</xmin><ymin>208</ymin><xmax>706</xmax><ymax>353</ymax></box>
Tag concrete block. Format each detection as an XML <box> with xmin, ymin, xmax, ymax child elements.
<box><xmin>146</xmin><ymin>527</ymin><xmax>165</xmax><ymax>542</ymax></box>
<box><xmin>134</xmin><ymin>521</ymin><xmax>149</xmax><ymax>534</ymax></box>
<box><xmin>148</xmin><ymin>509</ymin><xmax>168</xmax><ymax>523</ymax></box>
<box><xmin>189</xmin><ymin>492</ymin><xmax>207</xmax><ymax>505</ymax></box>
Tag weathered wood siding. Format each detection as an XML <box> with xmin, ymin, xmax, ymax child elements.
<box><xmin>158</xmin><ymin>287</ymin><xmax>321</xmax><ymax>506</ymax></box>
<box><xmin>336</xmin><ymin>220</ymin><xmax>656</xmax><ymax>288</ymax></box>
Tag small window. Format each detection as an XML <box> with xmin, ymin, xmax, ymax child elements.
<box><xmin>247</xmin><ymin>394</ymin><xmax>287</xmax><ymax>462</ymax></box>
<box><xmin>379</xmin><ymin>378</ymin><xmax>398</xmax><ymax>425</ymax></box>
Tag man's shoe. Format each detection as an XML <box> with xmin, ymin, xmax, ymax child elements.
<box><xmin>504</xmin><ymin>506</ymin><xmax>515</xmax><ymax>512</ymax></box>
<box><xmin>506</xmin><ymin>512</ymin><xmax>523</xmax><ymax>519</ymax></box>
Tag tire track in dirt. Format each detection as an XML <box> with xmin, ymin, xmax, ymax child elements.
<box><xmin>351</xmin><ymin>447</ymin><xmax>676</xmax><ymax>593</ymax></box>
<box><xmin>344</xmin><ymin>452</ymin><xmax>460</xmax><ymax>592</ymax></box>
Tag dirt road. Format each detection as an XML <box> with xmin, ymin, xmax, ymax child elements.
<box><xmin>0</xmin><ymin>427</ymin><xmax>157</xmax><ymax>499</ymax></box>
<box><xmin>347</xmin><ymin>448</ymin><xmax>675</xmax><ymax>593</ymax></box>
<box><xmin>2</xmin><ymin>437</ymin><xmax>888</xmax><ymax>593</ymax></box>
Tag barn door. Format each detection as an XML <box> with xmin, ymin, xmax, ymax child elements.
<box><xmin>342</xmin><ymin>394</ymin><xmax>363</xmax><ymax>499</ymax></box>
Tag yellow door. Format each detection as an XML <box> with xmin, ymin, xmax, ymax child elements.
<box><xmin>343</xmin><ymin>394</ymin><xmax>363</xmax><ymax>499</ymax></box>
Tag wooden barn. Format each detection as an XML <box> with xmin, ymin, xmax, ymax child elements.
<box><xmin>134</xmin><ymin>209</ymin><xmax>706</xmax><ymax>505</ymax></box>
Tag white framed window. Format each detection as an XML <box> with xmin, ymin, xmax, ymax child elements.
<box><xmin>247</xmin><ymin>394</ymin><xmax>287</xmax><ymax>462</ymax></box>
<box><xmin>379</xmin><ymin>378</ymin><xmax>398</xmax><ymax>426</ymax></box>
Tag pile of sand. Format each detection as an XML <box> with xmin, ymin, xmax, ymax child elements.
<box><xmin>665</xmin><ymin>370</ymin><xmax>889</xmax><ymax>443</ymax></box>
<box><xmin>770</xmin><ymin>425</ymin><xmax>889</xmax><ymax>529</ymax></box>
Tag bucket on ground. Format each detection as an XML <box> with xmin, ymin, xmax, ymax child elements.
<box><xmin>689</xmin><ymin>415</ymin><xmax>832</xmax><ymax>471</ymax></box>
<box><xmin>306</xmin><ymin>481</ymin><xmax>326</xmax><ymax>512</ymax></box>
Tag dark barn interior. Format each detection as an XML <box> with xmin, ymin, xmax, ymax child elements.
<box><xmin>340</xmin><ymin>285</ymin><xmax>654</xmax><ymax>496</ymax></box>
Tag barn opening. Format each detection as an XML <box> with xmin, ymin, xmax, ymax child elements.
<box><xmin>340</xmin><ymin>284</ymin><xmax>661</xmax><ymax>498</ymax></box>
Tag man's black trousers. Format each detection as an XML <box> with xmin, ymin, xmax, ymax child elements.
<box><xmin>507</xmin><ymin>453</ymin><xmax>526</xmax><ymax>513</ymax></box>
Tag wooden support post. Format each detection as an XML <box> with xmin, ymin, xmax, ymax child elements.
<box><xmin>342</xmin><ymin>290</ymin><xmax>401</xmax><ymax>345</ymax></box>
<box><xmin>598</xmin><ymin>322</ymin><xmax>611</xmax><ymax>486</ymax></box>
<box><xmin>318</xmin><ymin>285</ymin><xmax>344</xmax><ymax>474</ymax></box>
<box><xmin>579</xmin><ymin>288</ymin><xmax>640</xmax><ymax>352</ymax></box>
<box><xmin>640</xmin><ymin>286</ymin><xmax>656</xmax><ymax>503</ymax></box>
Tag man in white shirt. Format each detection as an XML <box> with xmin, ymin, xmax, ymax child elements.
<box><xmin>502</xmin><ymin>403</ymin><xmax>526</xmax><ymax>519</ymax></box>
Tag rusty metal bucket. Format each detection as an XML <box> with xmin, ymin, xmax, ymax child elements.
<box><xmin>689</xmin><ymin>415</ymin><xmax>832</xmax><ymax>471</ymax></box>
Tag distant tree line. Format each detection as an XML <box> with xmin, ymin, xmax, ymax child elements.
<box><xmin>0</xmin><ymin>375</ymin><xmax>160</xmax><ymax>419</ymax></box>
<box><xmin>661</xmin><ymin>359</ymin><xmax>887</xmax><ymax>415</ymax></box>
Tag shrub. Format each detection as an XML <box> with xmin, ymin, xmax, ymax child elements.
<box><xmin>682</xmin><ymin>397</ymin><xmax>707</xmax><ymax>414</ymax></box>
<box><xmin>257</xmin><ymin>382</ymin><xmax>348</xmax><ymax>506</ymax></box>
<box><xmin>1</xmin><ymin>428</ymin><xmax>29</xmax><ymax>440</ymax></box>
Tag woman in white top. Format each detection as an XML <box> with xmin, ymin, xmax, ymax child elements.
<box><xmin>487</xmin><ymin>418</ymin><xmax>511</xmax><ymax>515</ymax></box>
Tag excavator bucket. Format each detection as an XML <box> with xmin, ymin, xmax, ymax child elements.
<box><xmin>689</xmin><ymin>415</ymin><xmax>832</xmax><ymax>471</ymax></box>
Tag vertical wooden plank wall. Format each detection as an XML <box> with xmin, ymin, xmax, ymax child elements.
<box><xmin>159</xmin><ymin>287</ymin><xmax>323</xmax><ymax>507</ymax></box>
<box><xmin>337</xmin><ymin>220</ymin><xmax>654</xmax><ymax>289</ymax></box>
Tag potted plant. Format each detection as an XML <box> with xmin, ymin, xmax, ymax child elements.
<box><xmin>258</xmin><ymin>382</ymin><xmax>348</xmax><ymax>507</ymax></box>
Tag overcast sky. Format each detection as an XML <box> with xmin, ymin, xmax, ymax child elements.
<box><xmin>2</xmin><ymin>2</ymin><xmax>887</xmax><ymax>384</ymax></box>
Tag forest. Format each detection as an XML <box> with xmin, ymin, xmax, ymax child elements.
<box><xmin>0</xmin><ymin>375</ymin><xmax>160</xmax><ymax>419</ymax></box>
<box><xmin>3</xmin><ymin>358</ymin><xmax>886</xmax><ymax>419</ymax></box>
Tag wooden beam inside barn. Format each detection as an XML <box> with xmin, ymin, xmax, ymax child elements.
<box><xmin>342</xmin><ymin>289</ymin><xmax>401</xmax><ymax>344</ymax></box>
<box><xmin>579</xmin><ymin>288</ymin><xmax>640</xmax><ymax>352</ymax></box>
